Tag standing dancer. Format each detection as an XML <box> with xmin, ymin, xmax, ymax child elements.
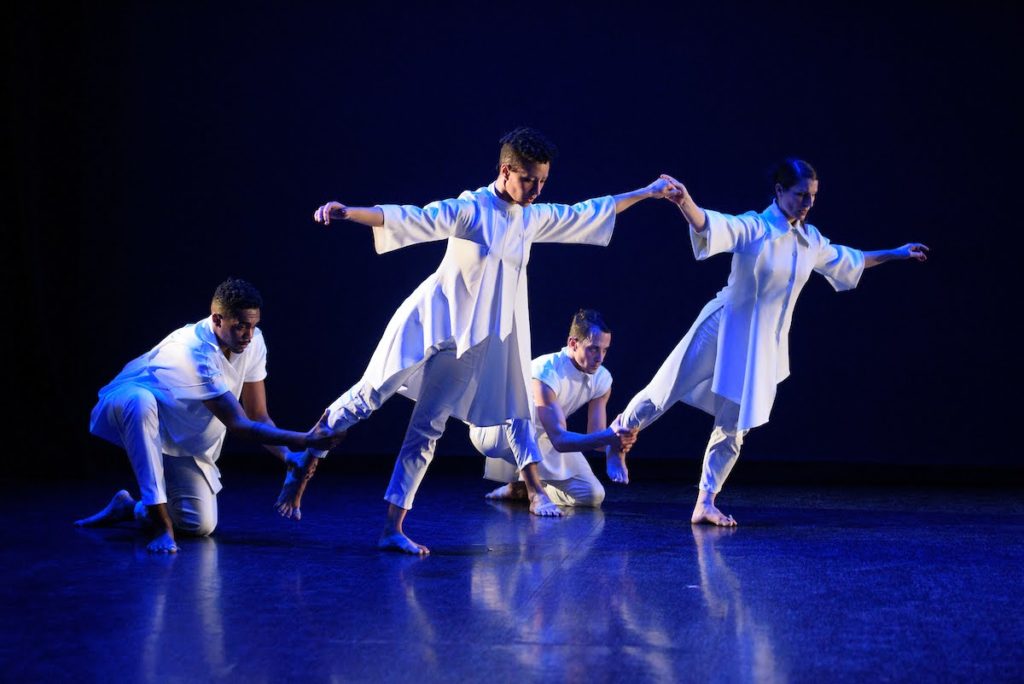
<box><xmin>293</xmin><ymin>128</ymin><xmax>677</xmax><ymax>554</ymax></box>
<box><xmin>613</xmin><ymin>160</ymin><xmax>928</xmax><ymax>526</ymax></box>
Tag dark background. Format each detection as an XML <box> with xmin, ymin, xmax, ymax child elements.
<box><xmin>7</xmin><ymin>3</ymin><xmax>1020</xmax><ymax>479</ymax></box>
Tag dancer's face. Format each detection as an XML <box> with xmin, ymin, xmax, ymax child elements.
<box><xmin>500</xmin><ymin>161</ymin><xmax>550</xmax><ymax>206</ymax></box>
<box><xmin>212</xmin><ymin>308</ymin><xmax>260</xmax><ymax>356</ymax></box>
<box><xmin>775</xmin><ymin>178</ymin><xmax>818</xmax><ymax>224</ymax></box>
<box><xmin>568</xmin><ymin>329</ymin><xmax>611</xmax><ymax>375</ymax></box>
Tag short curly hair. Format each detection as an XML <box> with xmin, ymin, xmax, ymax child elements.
<box><xmin>212</xmin><ymin>277</ymin><xmax>263</xmax><ymax>316</ymax></box>
<box><xmin>497</xmin><ymin>127</ymin><xmax>558</xmax><ymax>171</ymax></box>
<box><xmin>569</xmin><ymin>309</ymin><xmax>610</xmax><ymax>341</ymax></box>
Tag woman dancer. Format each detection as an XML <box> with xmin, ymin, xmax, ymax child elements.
<box><xmin>613</xmin><ymin>160</ymin><xmax>928</xmax><ymax>525</ymax></box>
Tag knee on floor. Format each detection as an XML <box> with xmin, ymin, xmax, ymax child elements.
<box><xmin>170</xmin><ymin>503</ymin><xmax>218</xmax><ymax>537</ymax></box>
<box><xmin>176</xmin><ymin>515</ymin><xmax>217</xmax><ymax>537</ymax></box>
<box><xmin>575</xmin><ymin>482</ymin><xmax>606</xmax><ymax>507</ymax></box>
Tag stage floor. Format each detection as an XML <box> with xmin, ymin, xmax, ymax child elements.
<box><xmin>2</xmin><ymin>467</ymin><xmax>1022</xmax><ymax>682</ymax></box>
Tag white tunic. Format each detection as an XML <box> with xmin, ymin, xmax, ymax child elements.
<box><xmin>362</xmin><ymin>184</ymin><xmax>616</xmax><ymax>426</ymax></box>
<box><xmin>685</xmin><ymin>202</ymin><xmax>865</xmax><ymax>430</ymax></box>
<box><xmin>480</xmin><ymin>348</ymin><xmax>613</xmax><ymax>482</ymax></box>
<box><xmin>89</xmin><ymin>317</ymin><xmax>268</xmax><ymax>490</ymax></box>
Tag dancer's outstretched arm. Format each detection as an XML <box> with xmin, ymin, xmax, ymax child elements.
<box><xmin>534</xmin><ymin>382</ymin><xmax>635</xmax><ymax>453</ymax></box>
<box><xmin>313</xmin><ymin>202</ymin><xmax>383</xmax><ymax>227</ymax></box>
<box><xmin>203</xmin><ymin>392</ymin><xmax>343</xmax><ymax>450</ymax></box>
<box><xmin>659</xmin><ymin>174</ymin><xmax>707</xmax><ymax>229</ymax></box>
<box><xmin>863</xmin><ymin>244</ymin><xmax>929</xmax><ymax>267</ymax></box>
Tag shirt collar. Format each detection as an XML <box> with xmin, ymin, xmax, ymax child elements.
<box><xmin>765</xmin><ymin>201</ymin><xmax>810</xmax><ymax>244</ymax></box>
<box><xmin>197</xmin><ymin>316</ymin><xmax>234</xmax><ymax>360</ymax></box>
<box><xmin>196</xmin><ymin>316</ymin><xmax>220</xmax><ymax>349</ymax></box>
<box><xmin>487</xmin><ymin>182</ymin><xmax>520</xmax><ymax>212</ymax></box>
<box><xmin>559</xmin><ymin>347</ymin><xmax>591</xmax><ymax>386</ymax></box>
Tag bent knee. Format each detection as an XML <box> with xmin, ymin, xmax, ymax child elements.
<box><xmin>169</xmin><ymin>501</ymin><xmax>218</xmax><ymax>537</ymax></box>
<box><xmin>176</xmin><ymin>515</ymin><xmax>217</xmax><ymax>537</ymax></box>
<box><xmin>574</xmin><ymin>482</ymin><xmax>605</xmax><ymax>507</ymax></box>
<box><xmin>115</xmin><ymin>388</ymin><xmax>159</xmax><ymax>421</ymax></box>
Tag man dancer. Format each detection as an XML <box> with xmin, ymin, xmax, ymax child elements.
<box><xmin>298</xmin><ymin>127</ymin><xmax>677</xmax><ymax>554</ymax></box>
<box><xmin>470</xmin><ymin>309</ymin><xmax>636</xmax><ymax>508</ymax></box>
<box><xmin>76</xmin><ymin>278</ymin><xmax>344</xmax><ymax>553</ymax></box>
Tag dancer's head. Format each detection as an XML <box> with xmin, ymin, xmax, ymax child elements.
<box><xmin>567</xmin><ymin>309</ymin><xmax>611</xmax><ymax>375</ymax></box>
<box><xmin>772</xmin><ymin>158</ymin><xmax>818</xmax><ymax>224</ymax></box>
<box><xmin>211</xmin><ymin>277</ymin><xmax>262</xmax><ymax>354</ymax></box>
<box><xmin>496</xmin><ymin>127</ymin><xmax>557</xmax><ymax>206</ymax></box>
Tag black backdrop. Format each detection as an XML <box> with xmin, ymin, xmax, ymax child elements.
<box><xmin>7</xmin><ymin>4</ymin><xmax>1020</xmax><ymax>477</ymax></box>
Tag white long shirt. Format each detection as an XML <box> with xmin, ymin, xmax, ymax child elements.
<box><xmin>687</xmin><ymin>201</ymin><xmax>865</xmax><ymax>430</ymax></box>
<box><xmin>361</xmin><ymin>183</ymin><xmax>616</xmax><ymax>426</ymax></box>
<box><xmin>89</xmin><ymin>317</ymin><xmax>268</xmax><ymax>490</ymax></box>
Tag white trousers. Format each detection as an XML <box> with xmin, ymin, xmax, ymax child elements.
<box><xmin>470</xmin><ymin>426</ymin><xmax>605</xmax><ymax>507</ymax></box>
<box><xmin>323</xmin><ymin>340</ymin><xmax>542</xmax><ymax>510</ymax></box>
<box><xmin>620</xmin><ymin>309</ymin><xmax>748</xmax><ymax>494</ymax></box>
<box><xmin>101</xmin><ymin>385</ymin><xmax>218</xmax><ymax>535</ymax></box>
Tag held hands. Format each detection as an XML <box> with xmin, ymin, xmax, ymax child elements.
<box><xmin>313</xmin><ymin>201</ymin><xmax>348</xmax><ymax>225</ymax></box>
<box><xmin>658</xmin><ymin>174</ymin><xmax>692</xmax><ymax>208</ymax></box>
<box><xmin>644</xmin><ymin>177</ymin><xmax>683</xmax><ymax>200</ymax></box>
<box><xmin>305</xmin><ymin>411</ymin><xmax>347</xmax><ymax>450</ymax></box>
<box><xmin>898</xmin><ymin>243</ymin><xmax>930</xmax><ymax>262</ymax></box>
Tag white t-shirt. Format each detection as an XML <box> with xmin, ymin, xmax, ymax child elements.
<box><xmin>479</xmin><ymin>347</ymin><xmax>612</xmax><ymax>482</ymax></box>
<box><xmin>90</xmin><ymin>316</ymin><xmax>268</xmax><ymax>489</ymax></box>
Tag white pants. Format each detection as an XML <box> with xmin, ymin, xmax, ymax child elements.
<box><xmin>470</xmin><ymin>426</ymin><xmax>605</xmax><ymax>507</ymax></box>
<box><xmin>101</xmin><ymin>385</ymin><xmax>218</xmax><ymax>535</ymax></box>
<box><xmin>324</xmin><ymin>341</ymin><xmax>542</xmax><ymax>510</ymax></box>
<box><xmin>620</xmin><ymin>308</ymin><xmax>748</xmax><ymax>494</ymax></box>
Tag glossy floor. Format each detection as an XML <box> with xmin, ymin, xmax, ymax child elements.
<box><xmin>2</xmin><ymin>469</ymin><xmax>1022</xmax><ymax>682</ymax></box>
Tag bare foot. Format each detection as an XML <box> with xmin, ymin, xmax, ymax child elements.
<box><xmin>146</xmin><ymin>529</ymin><xmax>180</xmax><ymax>554</ymax></box>
<box><xmin>74</xmin><ymin>490</ymin><xmax>135</xmax><ymax>527</ymax></box>
<box><xmin>529</xmin><ymin>493</ymin><xmax>564</xmax><ymax>517</ymax></box>
<box><xmin>691</xmin><ymin>502</ymin><xmax>737</xmax><ymax>527</ymax></box>
<box><xmin>275</xmin><ymin>451</ymin><xmax>319</xmax><ymax>521</ymax></box>
<box><xmin>606</xmin><ymin>449</ymin><xmax>629</xmax><ymax>484</ymax></box>
<box><xmin>484</xmin><ymin>482</ymin><xmax>528</xmax><ymax>500</ymax></box>
<box><xmin>379</xmin><ymin>531</ymin><xmax>430</xmax><ymax>555</ymax></box>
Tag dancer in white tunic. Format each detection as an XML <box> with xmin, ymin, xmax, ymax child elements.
<box><xmin>470</xmin><ymin>309</ymin><xmax>637</xmax><ymax>507</ymax></box>
<box><xmin>299</xmin><ymin>128</ymin><xmax>678</xmax><ymax>554</ymax></box>
<box><xmin>75</xmin><ymin>279</ymin><xmax>344</xmax><ymax>553</ymax></box>
<box><xmin>614</xmin><ymin>160</ymin><xmax>928</xmax><ymax>526</ymax></box>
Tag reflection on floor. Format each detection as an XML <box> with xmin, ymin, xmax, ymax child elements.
<box><xmin>2</xmin><ymin>467</ymin><xmax>1022</xmax><ymax>682</ymax></box>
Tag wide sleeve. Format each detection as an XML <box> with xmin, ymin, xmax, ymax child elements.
<box><xmin>813</xmin><ymin>233</ymin><xmax>865</xmax><ymax>292</ymax></box>
<box><xmin>371</xmin><ymin>197</ymin><xmax>480</xmax><ymax>254</ymax></box>
<box><xmin>531</xmin><ymin>196</ymin><xmax>617</xmax><ymax>245</ymax></box>
<box><xmin>690</xmin><ymin>209</ymin><xmax>767</xmax><ymax>260</ymax></box>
